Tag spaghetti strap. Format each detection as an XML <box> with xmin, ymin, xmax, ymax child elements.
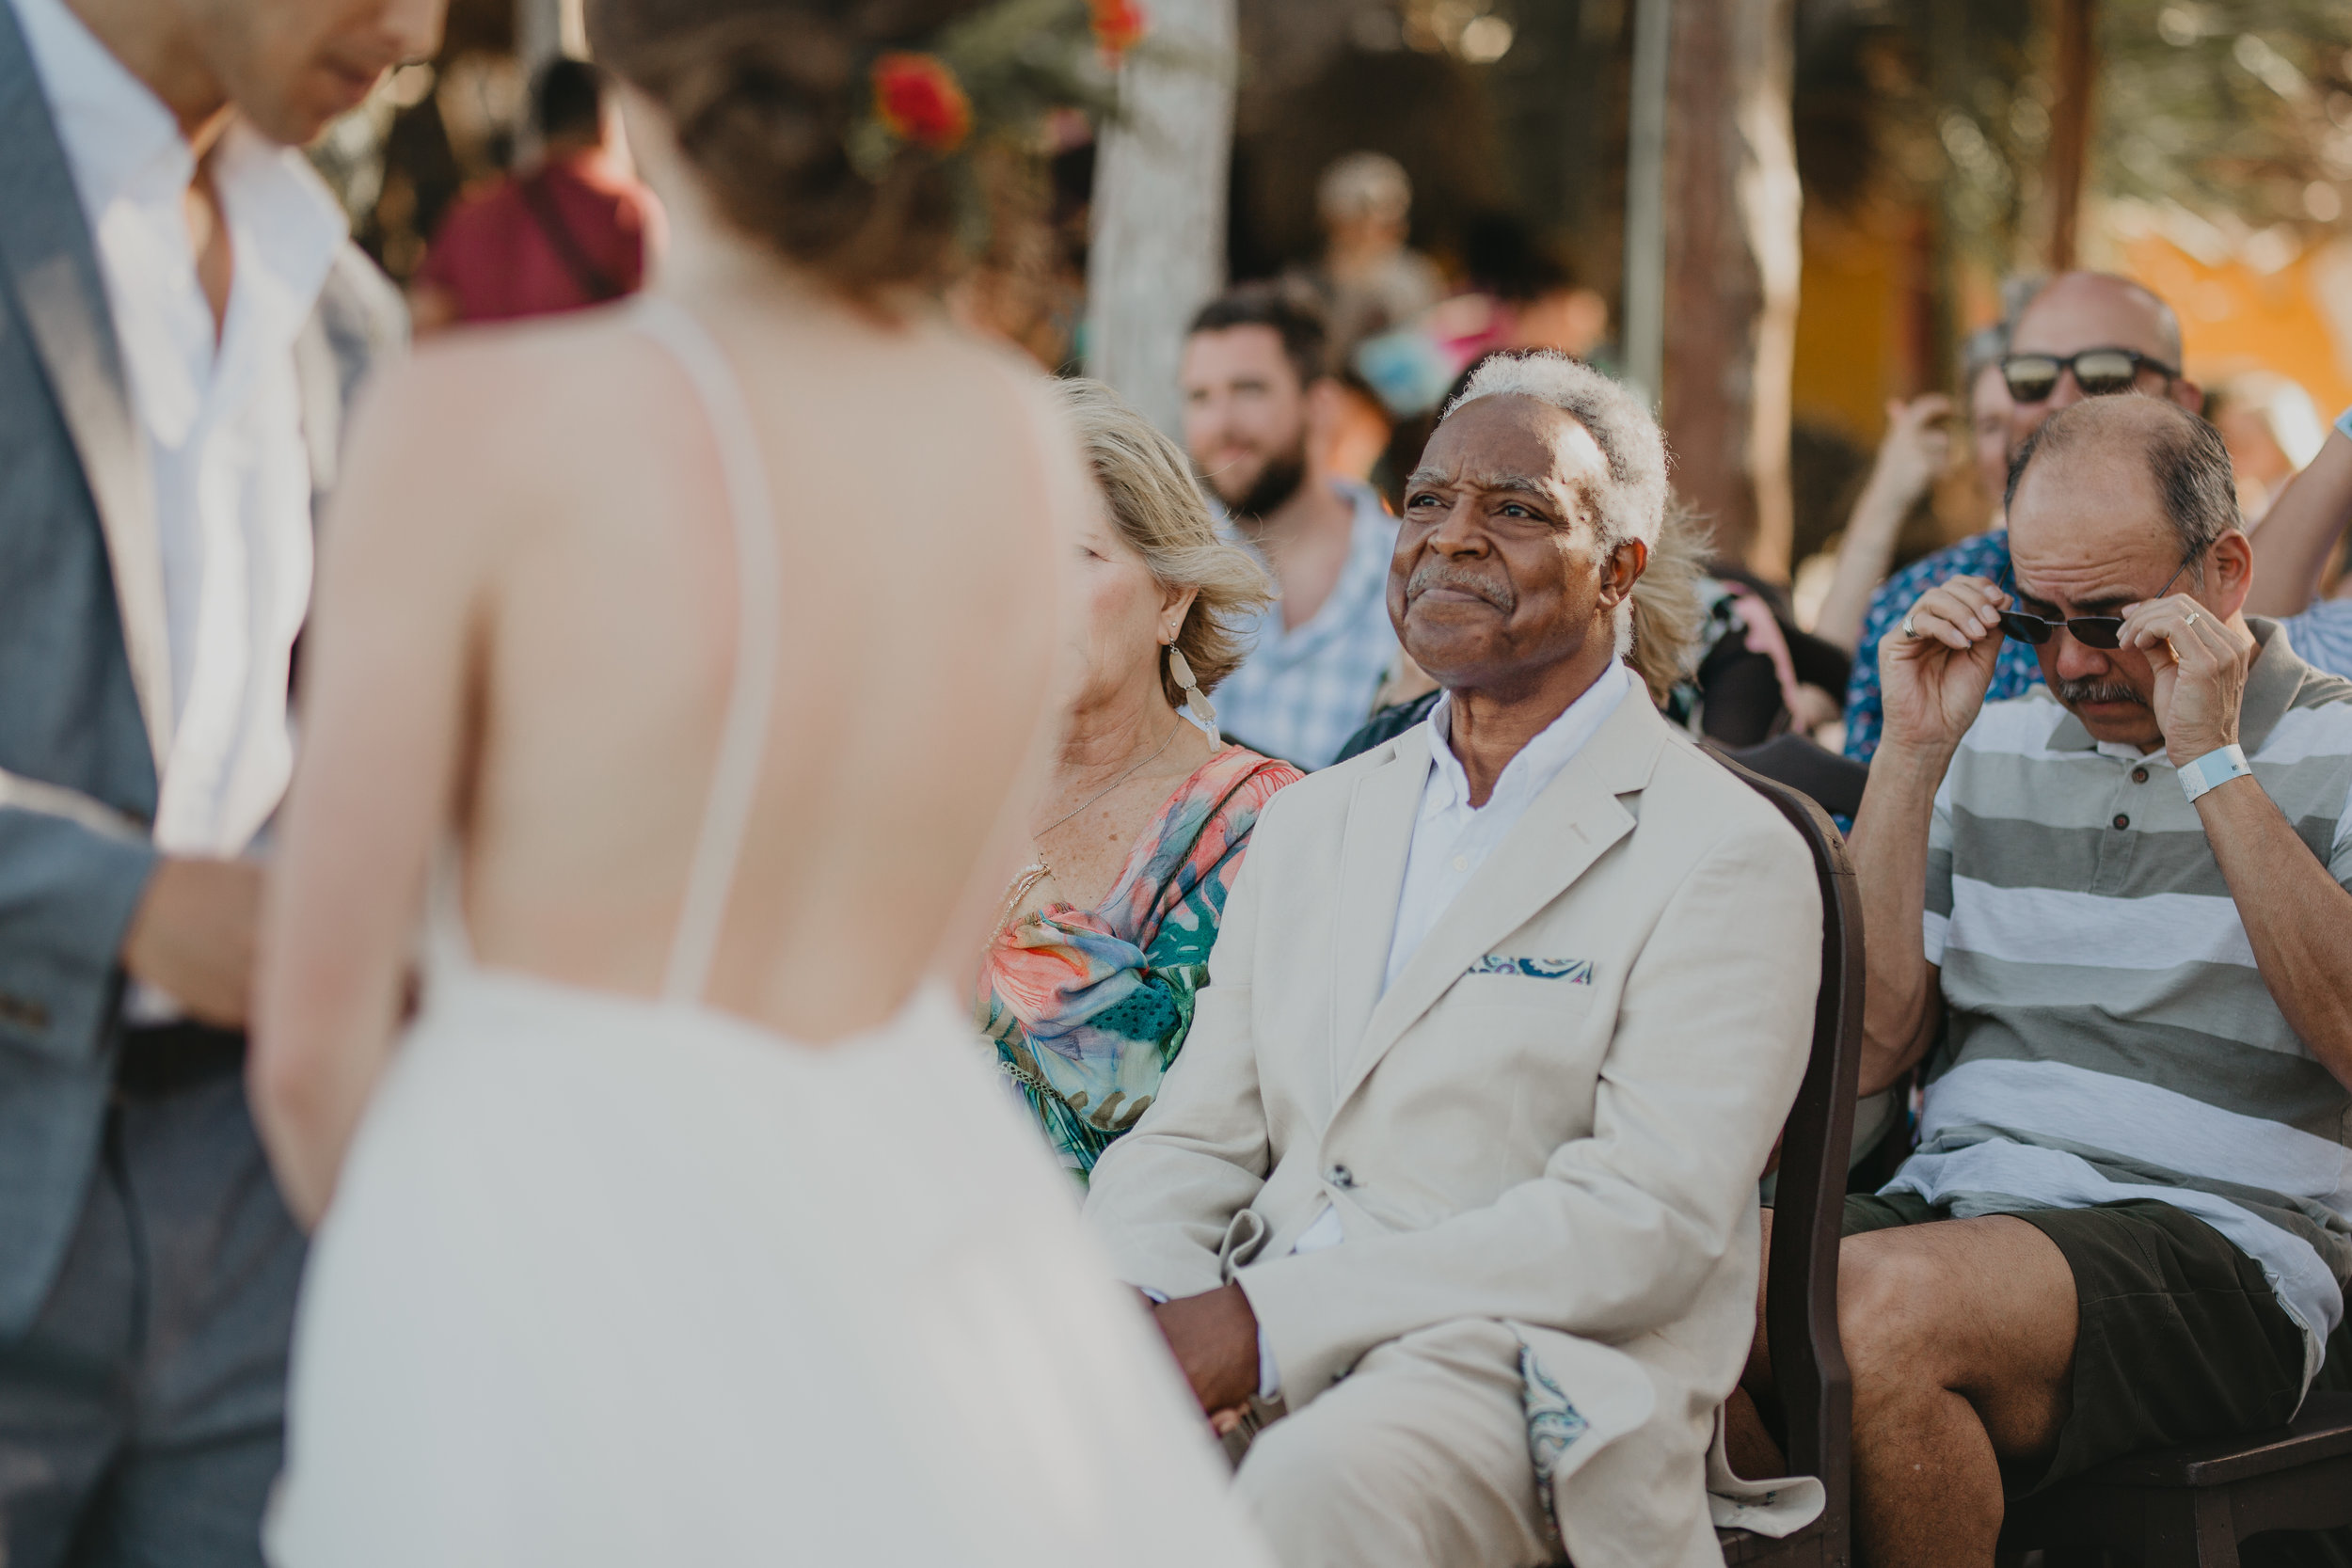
<box><xmin>630</xmin><ymin>295</ymin><xmax>784</xmax><ymax>1006</ymax></box>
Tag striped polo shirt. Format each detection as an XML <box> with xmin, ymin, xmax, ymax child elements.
<box><xmin>1889</xmin><ymin>618</ymin><xmax>2352</xmax><ymax>1386</ymax></box>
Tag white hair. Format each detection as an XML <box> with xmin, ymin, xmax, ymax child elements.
<box><xmin>1438</xmin><ymin>351</ymin><xmax>1672</xmax><ymax>657</ymax></box>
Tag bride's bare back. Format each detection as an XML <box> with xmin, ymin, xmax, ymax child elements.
<box><xmin>254</xmin><ymin>259</ymin><xmax>1080</xmax><ymax>1215</ymax></box>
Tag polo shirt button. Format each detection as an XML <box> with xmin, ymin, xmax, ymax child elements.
<box><xmin>2112</xmin><ymin>813</ymin><xmax>2130</xmax><ymax>830</ymax></box>
<box><xmin>2131</xmin><ymin>767</ymin><xmax>2149</xmax><ymax>784</ymax></box>
<box><xmin>1450</xmin><ymin>855</ymin><xmax>1468</xmax><ymax>871</ymax></box>
<box><xmin>1326</xmin><ymin>1164</ymin><xmax>1355</xmax><ymax>1189</ymax></box>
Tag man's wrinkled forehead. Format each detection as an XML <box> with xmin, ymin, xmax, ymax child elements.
<box><xmin>2009</xmin><ymin>445</ymin><xmax>2173</xmax><ymax>575</ymax></box>
<box><xmin>1419</xmin><ymin>396</ymin><xmax>1605</xmax><ymax>503</ymax></box>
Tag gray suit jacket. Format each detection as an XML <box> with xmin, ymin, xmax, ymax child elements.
<box><xmin>0</xmin><ymin>0</ymin><xmax>402</xmax><ymax>1335</ymax></box>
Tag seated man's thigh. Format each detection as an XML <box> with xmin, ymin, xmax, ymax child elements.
<box><xmin>1235</xmin><ymin>1318</ymin><xmax>1555</xmax><ymax>1568</ymax></box>
<box><xmin>1839</xmin><ymin>1212</ymin><xmax>2076</xmax><ymax>1458</ymax></box>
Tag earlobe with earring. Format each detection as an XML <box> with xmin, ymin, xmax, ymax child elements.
<box><xmin>1166</xmin><ymin>638</ymin><xmax>1216</xmax><ymax>730</ymax></box>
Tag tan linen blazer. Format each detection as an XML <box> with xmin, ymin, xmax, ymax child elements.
<box><xmin>1084</xmin><ymin>693</ymin><xmax>1822</xmax><ymax>1568</ymax></box>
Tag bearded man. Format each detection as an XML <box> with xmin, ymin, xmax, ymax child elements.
<box><xmin>1087</xmin><ymin>350</ymin><xmax>1824</xmax><ymax>1567</ymax></box>
<box><xmin>1180</xmin><ymin>282</ymin><xmax>1401</xmax><ymax>768</ymax></box>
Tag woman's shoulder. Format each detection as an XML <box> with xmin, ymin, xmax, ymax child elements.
<box><xmin>1200</xmin><ymin>743</ymin><xmax>1306</xmax><ymax>799</ymax></box>
<box><xmin>1171</xmin><ymin>746</ymin><xmax>1304</xmax><ymax>847</ymax></box>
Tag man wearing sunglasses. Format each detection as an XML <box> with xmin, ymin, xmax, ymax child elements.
<box><xmin>1842</xmin><ymin>272</ymin><xmax>2203</xmax><ymax>762</ymax></box>
<box><xmin>1758</xmin><ymin>394</ymin><xmax>2352</xmax><ymax>1567</ymax></box>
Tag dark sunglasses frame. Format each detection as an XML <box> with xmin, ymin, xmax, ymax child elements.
<box><xmin>1999</xmin><ymin>347</ymin><xmax>2179</xmax><ymax>404</ymax></box>
<box><xmin>1997</xmin><ymin>551</ymin><xmax>2197</xmax><ymax>649</ymax></box>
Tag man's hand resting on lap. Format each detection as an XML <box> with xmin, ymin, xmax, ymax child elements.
<box><xmin>1152</xmin><ymin>1281</ymin><xmax>1260</xmax><ymax>1417</ymax></box>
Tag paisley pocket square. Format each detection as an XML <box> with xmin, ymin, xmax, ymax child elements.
<box><xmin>1466</xmin><ymin>955</ymin><xmax>1593</xmax><ymax>984</ymax></box>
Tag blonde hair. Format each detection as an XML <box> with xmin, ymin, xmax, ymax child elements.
<box><xmin>1054</xmin><ymin>378</ymin><xmax>1274</xmax><ymax>707</ymax></box>
<box><xmin>1625</xmin><ymin>495</ymin><xmax>1713</xmax><ymax>707</ymax></box>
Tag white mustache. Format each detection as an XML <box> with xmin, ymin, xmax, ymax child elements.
<box><xmin>1406</xmin><ymin>561</ymin><xmax>1514</xmax><ymax>611</ymax></box>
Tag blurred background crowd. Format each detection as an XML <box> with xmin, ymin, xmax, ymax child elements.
<box><xmin>319</xmin><ymin>0</ymin><xmax>2352</xmax><ymax>757</ymax></box>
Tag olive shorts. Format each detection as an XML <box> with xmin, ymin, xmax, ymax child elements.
<box><xmin>1843</xmin><ymin>1192</ymin><xmax>2352</xmax><ymax>1566</ymax></box>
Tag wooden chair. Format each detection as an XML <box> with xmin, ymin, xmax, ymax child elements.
<box><xmin>1711</xmin><ymin>759</ymin><xmax>1867</xmax><ymax>1567</ymax></box>
<box><xmin>1999</xmin><ymin>1392</ymin><xmax>2352</xmax><ymax>1566</ymax></box>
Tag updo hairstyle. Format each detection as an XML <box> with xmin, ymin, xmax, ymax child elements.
<box><xmin>584</xmin><ymin>0</ymin><xmax>987</xmax><ymax>296</ymax></box>
<box><xmin>1053</xmin><ymin>379</ymin><xmax>1275</xmax><ymax>707</ymax></box>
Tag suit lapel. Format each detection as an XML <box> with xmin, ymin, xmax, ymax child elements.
<box><xmin>1331</xmin><ymin>695</ymin><xmax>1670</xmax><ymax>1115</ymax></box>
<box><xmin>1324</xmin><ymin>735</ymin><xmax>1428</xmax><ymax>1105</ymax></box>
<box><xmin>0</xmin><ymin>5</ymin><xmax>169</xmax><ymax>768</ymax></box>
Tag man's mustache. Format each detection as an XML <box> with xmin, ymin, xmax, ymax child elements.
<box><xmin>2055</xmin><ymin>677</ymin><xmax>2143</xmax><ymax>707</ymax></box>
<box><xmin>1406</xmin><ymin>560</ymin><xmax>1515</xmax><ymax>611</ymax></box>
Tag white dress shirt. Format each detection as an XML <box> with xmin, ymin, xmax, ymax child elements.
<box><xmin>17</xmin><ymin>0</ymin><xmax>343</xmax><ymax>1022</ymax></box>
<box><xmin>14</xmin><ymin>0</ymin><xmax>342</xmax><ymax>873</ymax></box>
<box><xmin>1258</xmin><ymin>660</ymin><xmax>1634</xmax><ymax>1397</ymax></box>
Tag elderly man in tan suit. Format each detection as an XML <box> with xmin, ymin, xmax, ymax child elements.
<box><xmin>1084</xmin><ymin>351</ymin><xmax>1824</xmax><ymax>1568</ymax></box>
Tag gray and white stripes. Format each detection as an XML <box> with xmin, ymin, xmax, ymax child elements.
<box><xmin>1893</xmin><ymin>622</ymin><xmax>2352</xmax><ymax>1387</ymax></box>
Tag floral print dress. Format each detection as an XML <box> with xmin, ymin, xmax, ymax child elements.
<box><xmin>977</xmin><ymin>744</ymin><xmax>1301</xmax><ymax>1184</ymax></box>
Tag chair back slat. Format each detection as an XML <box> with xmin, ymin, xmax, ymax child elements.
<box><xmin>1716</xmin><ymin>755</ymin><xmax>1867</xmax><ymax>1562</ymax></box>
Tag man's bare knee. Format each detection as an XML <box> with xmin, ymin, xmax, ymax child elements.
<box><xmin>1836</xmin><ymin>1231</ymin><xmax>1962</xmax><ymax>1386</ymax></box>
<box><xmin>1836</xmin><ymin>1216</ymin><xmax>2078</xmax><ymax>1460</ymax></box>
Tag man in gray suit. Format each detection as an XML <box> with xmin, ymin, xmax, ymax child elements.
<box><xmin>0</xmin><ymin>0</ymin><xmax>438</xmax><ymax>1559</ymax></box>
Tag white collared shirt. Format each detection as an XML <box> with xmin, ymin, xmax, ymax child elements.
<box><xmin>13</xmin><ymin>0</ymin><xmax>342</xmax><ymax>873</ymax></box>
<box><xmin>1259</xmin><ymin>659</ymin><xmax>1632</xmax><ymax>1398</ymax></box>
<box><xmin>1385</xmin><ymin>659</ymin><xmax>1633</xmax><ymax>989</ymax></box>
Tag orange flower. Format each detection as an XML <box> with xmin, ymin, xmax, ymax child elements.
<box><xmin>1089</xmin><ymin>0</ymin><xmax>1150</xmax><ymax>60</ymax></box>
<box><xmin>871</xmin><ymin>52</ymin><xmax>972</xmax><ymax>152</ymax></box>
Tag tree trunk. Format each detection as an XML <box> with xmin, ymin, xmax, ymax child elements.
<box><xmin>1085</xmin><ymin>0</ymin><xmax>1239</xmax><ymax>437</ymax></box>
<box><xmin>2046</xmin><ymin>0</ymin><xmax>2096</xmax><ymax>270</ymax></box>
<box><xmin>1659</xmin><ymin>0</ymin><xmax>1802</xmax><ymax>579</ymax></box>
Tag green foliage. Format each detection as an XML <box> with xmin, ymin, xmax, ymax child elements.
<box><xmin>1793</xmin><ymin>0</ymin><xmax>2352</xmax><ymax>270</ymax></box>
<box><xmin>2095</xmin><ymin>0</ymin><xmax>2352</xmax><ymax>229</ymax></box>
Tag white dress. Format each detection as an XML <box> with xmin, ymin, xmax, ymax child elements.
<box><xmin>266</xmin><ymin>300</ymin><xmax>1271</xmax><ymax>1568</ymax></box>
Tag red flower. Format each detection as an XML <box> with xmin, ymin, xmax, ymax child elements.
<box><xmin>872</xmin><ymin>52</ymin><xmax>972</xmax><ymax>152</ymax></box>
<box><xmin>1089</xmin><ymin>0</ymin><xmax>1150</xmax><ymax>60</ymax></box>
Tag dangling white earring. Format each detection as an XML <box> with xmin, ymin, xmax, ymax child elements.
<box><xmin>1167</xmin><ymin>642</ymin><xmax>1216</xmax><ymax>730</ymax></box>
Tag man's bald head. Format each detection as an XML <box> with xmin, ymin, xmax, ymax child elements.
<box><xmin>2006</xmin><ymin>395</ymin><xmax>2238</xmax><ymax>579</ymax></box>
<box><xmin>2012</xmin><ymin>272</ymin><xmax>2182</xmax><ymax>365</ymax></box>
<box><xmin>2002</xmin><ymin>273</ymin><xmax>2201</xmax><ymax>459</ymax></box>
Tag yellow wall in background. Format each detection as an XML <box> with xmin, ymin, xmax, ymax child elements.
<box><xmin>1789</xmin><ymin>206</ymin><xmax>1909</xmax><ymax>445</ymax></box>
<box><xmin>2118</xmin><ymin>232</ymin><xmax>2352</xmax><ymax>420</ymax></box>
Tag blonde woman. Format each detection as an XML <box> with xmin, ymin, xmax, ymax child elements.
<box><xmin>981</xmin><ymin>379</ymin><xmax>1303</xmax><ymax>1183</ymax></box>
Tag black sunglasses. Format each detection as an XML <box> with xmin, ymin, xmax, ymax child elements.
<box><xmin>2000</xmin><ymin>348</ymin><xmax>2178</xmax><ymax>404</ymax></box>
<box><xmin>1997</xmin><ymin>552</ymin><xmax>2196</xmax><ymax>649</ymax></box>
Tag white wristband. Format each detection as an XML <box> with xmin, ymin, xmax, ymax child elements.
<box><xmin>2179</xmin><ymin>744</ymin><xmax>2252</xmax><ymax>803</ymax></box>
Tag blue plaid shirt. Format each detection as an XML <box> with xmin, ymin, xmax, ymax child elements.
<box><xmin>2280</xmin><ymin>599</ymin><xmax>2352</xmax><ymax>680</ymax></box>
<box><xmin>1216</xmin><ymin>482</ymin><xmax>1401</xmax><ymax>769</ymax></box>
<box><xmin>1843</xmin><ymin>531</ymin><xmax>2043</xmax><ymax>762</ymax></box>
